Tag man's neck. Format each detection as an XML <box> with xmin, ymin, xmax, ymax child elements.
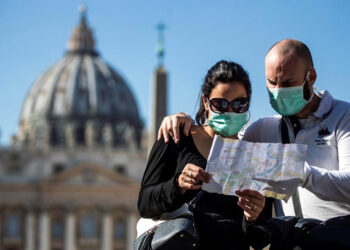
<box><xmin>295</xmin><ymin>93</ymin><xmax>321</xmax><ymax>119</ymax></box>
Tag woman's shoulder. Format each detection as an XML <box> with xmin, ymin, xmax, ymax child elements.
<box><xmin>190</xmin><ymin>125</ymin><xmax>202</xmax><ymax>133</ymax></box>
<box><xmin>176</xmin><ymin>128</ymin><xmax>196</xmax><ymax>149</ymax></box>
<box><xmin>150</xmin><ymin>129</ymin><xmax>195</xmax><ymax>153</ymax></box>
<box><xmin>190</xmin><ymin>125</ymin><xmax>207</xmax><ymax>138</ymax></box>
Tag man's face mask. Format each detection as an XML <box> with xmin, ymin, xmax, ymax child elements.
<box><xmin>267</xmin><ymin>72</ymin><xmax>313</xmax><ymax>116</ymax></box>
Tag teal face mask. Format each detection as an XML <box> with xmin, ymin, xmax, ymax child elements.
<box><xmin>267</xmin><ymin>76</ymin><xmax>313</xmax><ymax>116</ymax></box>
<box><xmin>207</xmin><ymin>107</ymin><xmax>248</xmax><ymax>137</ymax></box>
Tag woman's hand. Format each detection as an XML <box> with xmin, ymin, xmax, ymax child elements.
<box><xmin>235</xmin><ymin>189</ymin><xmax>266</xmax><ymax>222</ymax></box>
<box><xmin>157</xmin><ymin>112</ymin><xmax>193</xmax><ymax>144</ymax></box>
<box><xmin>177</xmin><ymin>163</ymin><xmax>211</xmax><ymax>195</ymax></box>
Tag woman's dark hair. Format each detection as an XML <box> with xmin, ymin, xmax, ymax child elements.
<box><xmin>195</xmin><ymin>60</ymin><xmax>252</xmax><ymax>125</ymax></box>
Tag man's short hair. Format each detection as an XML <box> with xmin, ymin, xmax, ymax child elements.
<box><xmin>268</xmin><ymin>39</ymin><xmax>314</xmax><ymax>69</ymax></box>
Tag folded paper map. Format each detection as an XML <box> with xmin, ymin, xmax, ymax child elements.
<box><xmin>202</xmin><ymin>135</ymin><xmax>307</xmax><ymax>201</ymax></box>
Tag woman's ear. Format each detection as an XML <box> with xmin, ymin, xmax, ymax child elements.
<box><xmin>201</xmin><ymin>94</ymin><xmax>209</xmax><ymax>111</ymax></box>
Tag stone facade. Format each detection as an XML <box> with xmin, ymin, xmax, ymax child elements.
<box><xmin>0</xmin><ymin>7</ymin><xmax>150</xmax><ymax>250</ymax></box>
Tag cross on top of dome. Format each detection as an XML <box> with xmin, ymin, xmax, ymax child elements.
<box><xmin>67</xmin><ymin>5</ymin><xmax>97</xmax><ymax>55</ymax></box>
<box><xmin>79</xmin><ymin>4</ymin><xmax>87</xmax><ymax>14</ymax></box>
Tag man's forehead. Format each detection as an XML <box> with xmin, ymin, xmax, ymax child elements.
<box><xmin>266</xmin><ymin>48</ymin><xmax>298</xmax><ymax>65</ymax></box>
<box><xmin>266</xmin><ymin>51</ymin><xmax>303</xmax><ymax>73</ymax></box>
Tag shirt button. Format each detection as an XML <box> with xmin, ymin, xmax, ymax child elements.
<box><xmin>293</xmin><ymin>123</ymin><xmax>297</xmax><ymax>127</ymax></box>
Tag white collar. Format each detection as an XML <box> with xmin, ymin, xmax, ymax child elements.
<box><xmin>312</xmin><ymin>90</ymin><xmax>334</xmax><ymax>118</ymax></box>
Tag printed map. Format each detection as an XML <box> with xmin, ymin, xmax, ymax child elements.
<box><xmin>202</xmin><ymin>135</ymin><xmax>307</xmax><ymax>201</ymax></box>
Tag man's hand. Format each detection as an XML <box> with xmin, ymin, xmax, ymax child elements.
<box><xmin>177</xmin><ymin>163</ymin><xmax>211</xmax><ymax>195</ymax></box>
<box><xmin>235</xmin><ymin>189</ymin><xmax>266</xmax><ymax>222</ymax></box>
<box><xmin>157</xmin><ymin>112</ymin><xmax>193</xmax><ymax>144</ymax></box>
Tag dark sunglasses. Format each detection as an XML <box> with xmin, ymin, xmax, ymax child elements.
<box><xmin>207</xmin><ymin>97</ymin><xmax>249</xmax><ymax>114</ymax></box>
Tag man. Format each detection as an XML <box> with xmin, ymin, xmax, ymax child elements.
<box><xmin>158</xmin><ymin>39</ymin><xmax>350</xmax><ymax>221</ymax></box>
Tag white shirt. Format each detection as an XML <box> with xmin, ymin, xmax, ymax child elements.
<box><xmin>136</xmin><ymin>204</ymin><xmax>189</xmax><ymax>237</ymax></box>
<box><xmin>242</xmin><ymin>90</ymin><xmax>350</xmax><ymax>220</ymax></box>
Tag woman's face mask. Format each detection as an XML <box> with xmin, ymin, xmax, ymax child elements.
<box><xmin>206</xmin><ymin>97</ymin><xmax>249</xmax><ymax>137</ymax></box>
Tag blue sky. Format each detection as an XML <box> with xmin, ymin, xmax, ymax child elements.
<box><xmin>1</xmin><ymin>0</ymin><xmax>350</xmax><ymax>145</ymax></box>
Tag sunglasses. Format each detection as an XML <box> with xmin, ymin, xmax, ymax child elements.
<box><xmin>207</xmin><ymin>97</ymin><xmax>249</xmax><ymax>114</ymax></box>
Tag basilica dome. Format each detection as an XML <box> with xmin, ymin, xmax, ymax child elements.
<box><xmin>18</xmin><ymin>10</ymin><xmax>143</xmax><ymax>148</ymax></box>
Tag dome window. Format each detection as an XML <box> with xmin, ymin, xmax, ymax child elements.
<box><xmin>50</xmin><ymin>126</ymin><xmax>65</xmax><ymax>146</ymax></box>
<box><xmin>6</xmin><ymin>152</ymin><xmax>22</xmax><ymax>175</ymax></box>
<box><xmin>75</xmin><ymin>125</ymin><xmax>86</xmax><ymax>145</ymax></box>
<box><xmin>53</xmin><ymin>163</ymin><xmax>65</xmax><ymax>174</ymax></box>
<box><xmin>114</xmin><ymin>165</ymin><xmax>125</xmax><ymax>175</ymax></box>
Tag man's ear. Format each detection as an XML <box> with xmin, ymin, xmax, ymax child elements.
<box><xmin>308</xmin><ymin>67</ymin><xmax>317</xmax><ymax>87</ymax></box>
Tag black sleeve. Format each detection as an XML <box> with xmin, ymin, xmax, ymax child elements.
<box><xmin>243</xmin><ymin>198</ymin><xmax>284</xmax><ymax>249</ymax></box>
<box><xmin>137</xmin><ymin>138</ymin><xmax>186</xmax><ymax>218</ymax></box>
<box><xmin>242</xmin><ymin>197</ymin><xmax>274</xmax><ymax>234</ymax></box>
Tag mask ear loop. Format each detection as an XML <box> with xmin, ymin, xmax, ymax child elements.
<box><xmin>234</xmin><ymin>110</ymin><xmax>250</xmax><ymax>138</ymax></box>
<box><xmin>303</xmin><ymin>71</ymin><xmax>315</xmax><ymax>103</ymax></box>
<box><xmin>203</xmin><ymin>98</ymin><xmax>210</xmax><ymax>125</ymax></box>
<box><xmin>240</xmin><ymin>111</ymin><xmax>251</xmax><ymax>132</ymax></box>
<box><xmin>204</xmin><ymin>114</ymin><xmax>209</xmax><ymax>125</ymax></box>
<box><xmin>245</xmin><ymin>111</ymin><xmax>251</xmax><ymax>126</ymax></box>
<box><xmin>307</xmin><ymin>89</ymin><xmax>315</xmax><ymax>103</ymax></box>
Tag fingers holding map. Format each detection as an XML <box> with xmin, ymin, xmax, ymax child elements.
<box><xmin>202</xmin><ymin>135</ymin><xmax>307</xmax><ymax>201</ymax></box>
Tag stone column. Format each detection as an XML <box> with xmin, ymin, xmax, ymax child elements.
<box><xmin>102</xmin><ymin>123</ymin><xmax>113</xmax><ymax>148</ymax></box>
<box><xmin>85</xmin><ymin>121</ymin><xmax>95</xmax><ymax>147</ymax></box>
<box><xmin>125</xmin><ymin>127</ymin><xmax>136</xmax><ymax>151</ymax></box>
<box><xmin>126</xmin><ymin>212</ymin><xmax>137</xmax><ymax>250</ymax></box>
<box><xmin>38</xmin><ymin>211</ymin><xmax>50</xmax><ymax>250</ymax></box>
<box><xmin>65</xmin><ymin>123</ymin><xmax>76</xmax><ymax>148</ymax></box>
<box><xmin>25</xmin><ymin>211</ymin><xmax>36</xmax><ymax>250</ymax></box>
<box><xmin>64</xmin><ymin>212</ymin><xmax>76</xmax><ymax>250</ymax></box>
<box><xmin>101</xmin><ymin>212</ymin><xmax>113</xmax><ymax>250</ymax></box>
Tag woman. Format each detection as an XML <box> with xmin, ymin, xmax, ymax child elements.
<box><xmin>138</xmin><ymin>60</ymin><xmax>273</xmax><ymax>249</ymax></box>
